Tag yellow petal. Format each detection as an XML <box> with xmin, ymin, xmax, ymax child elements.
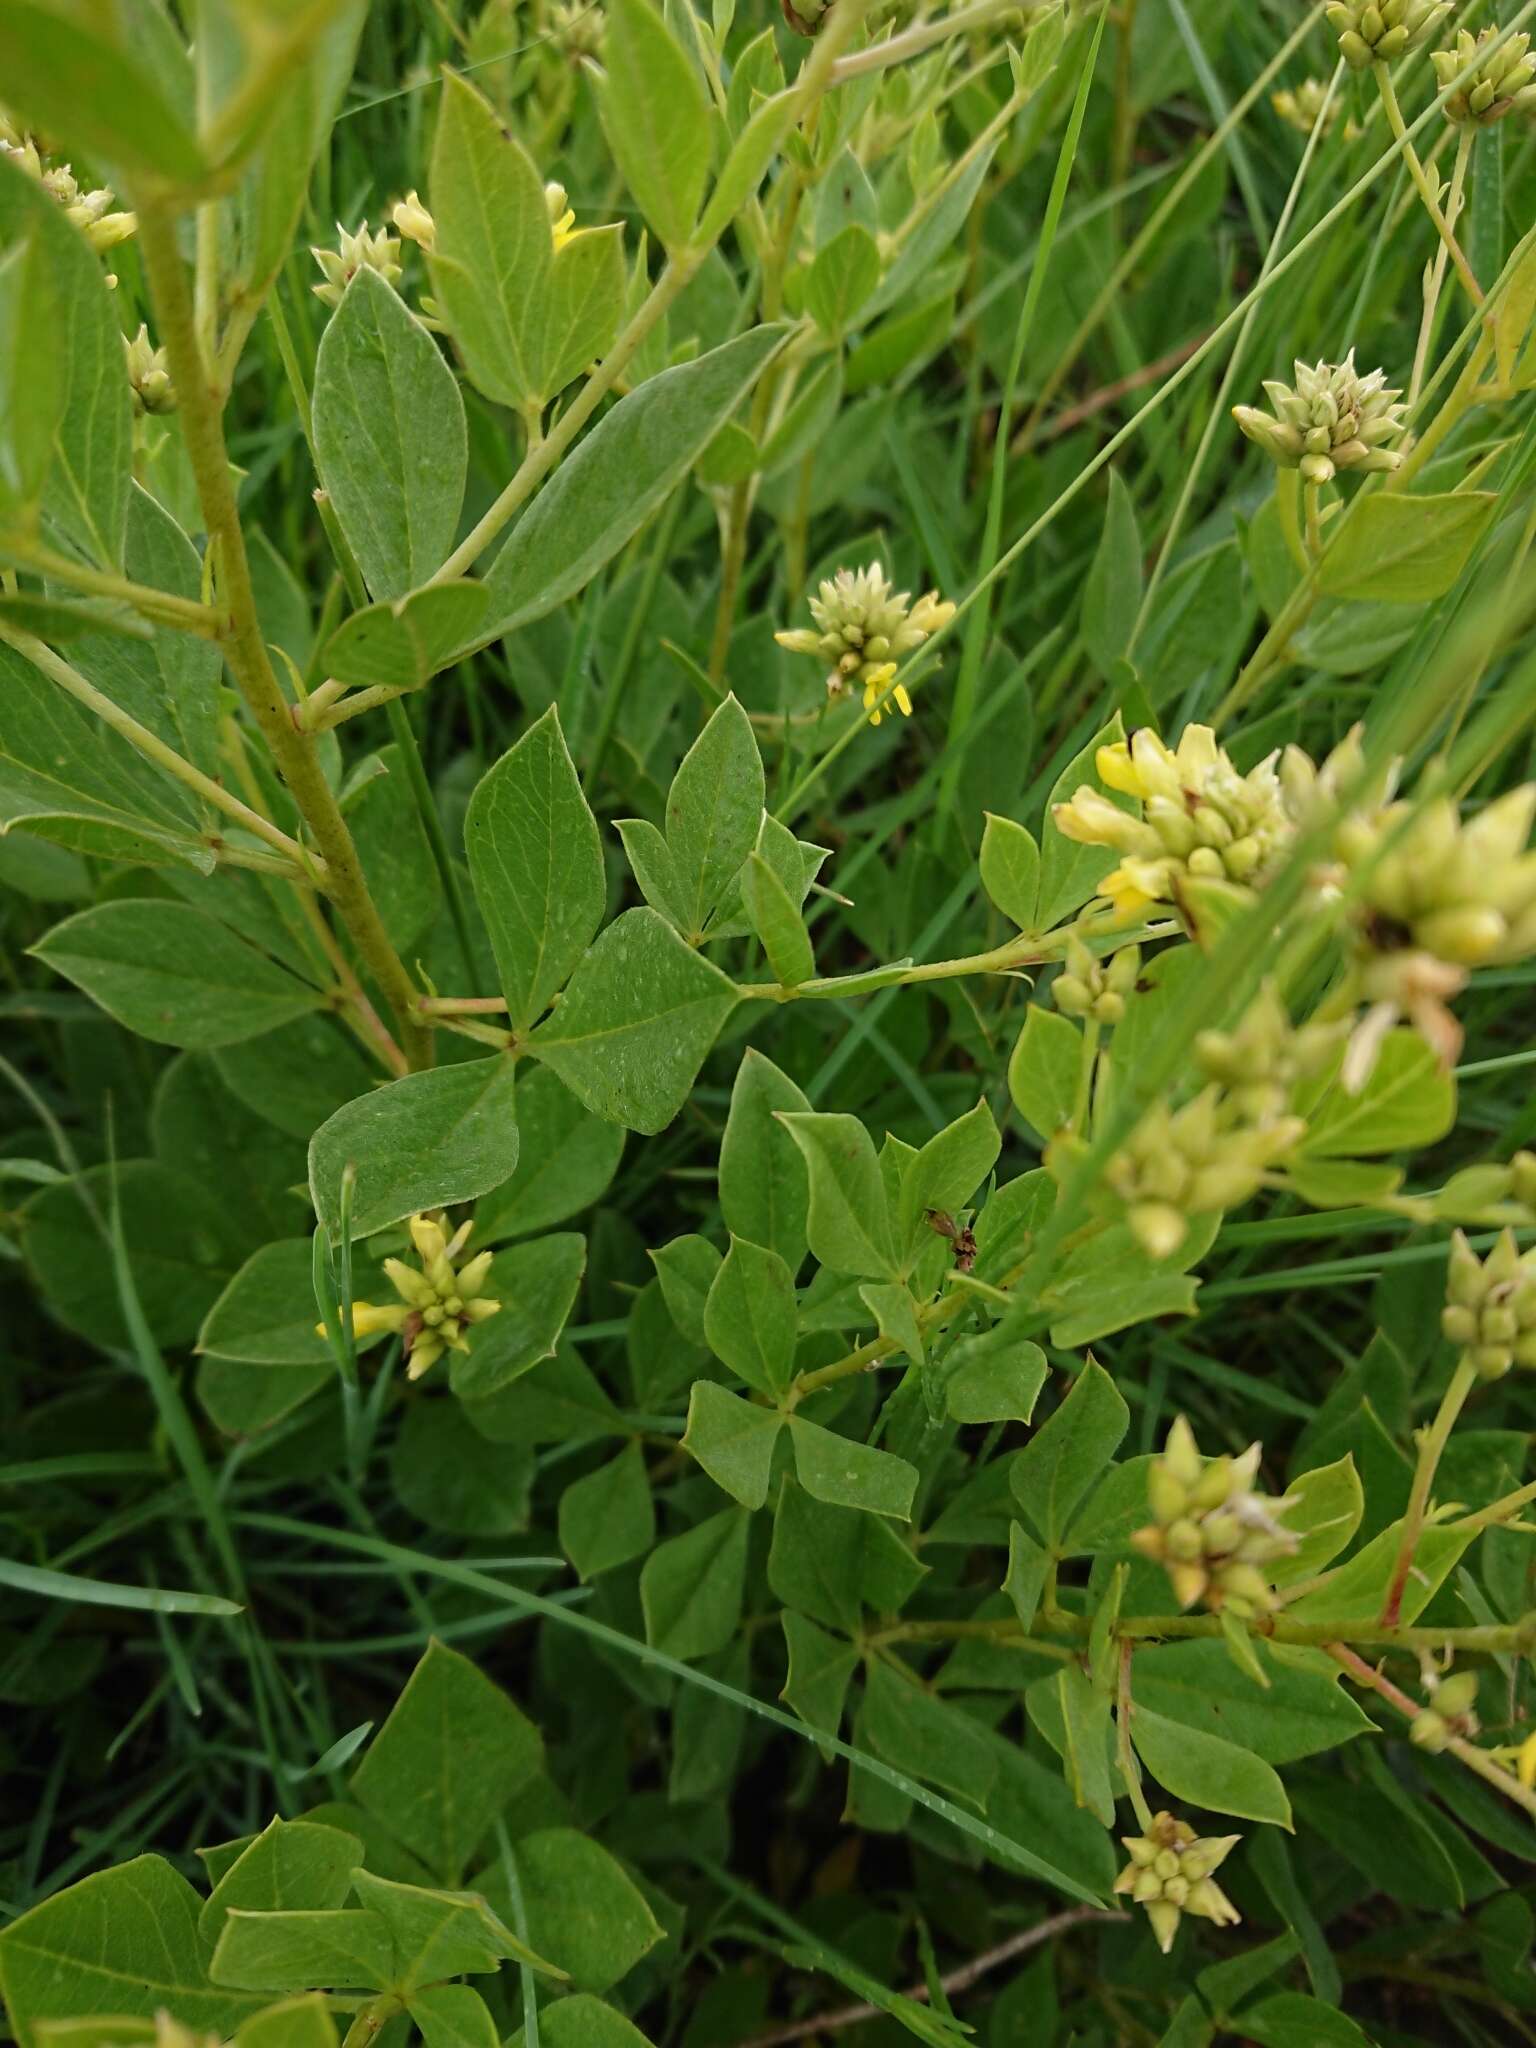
<box><xmin>1102</xmin><ymin>865</ymin><xmax>1156</xmax><ymax>924</ymax></box>
<box><xmin>894</xmin><ymin>683</ymin><xmax>912</xmax><ymax>717</ymax></box>
<box><xmin>1096</xmin><ymin>742</ymin><xmax>1144</xmax><ymax>797</ymax></box>
<box><xmin>316</xmin><ymin>1300</ymin><xmax>409</xmax><ymax>1341</ymax></box>
<box><xmin>1518</xmin><ymin>1730</ymin><xmax>1536</xmax><ymax>1790</ymax></box>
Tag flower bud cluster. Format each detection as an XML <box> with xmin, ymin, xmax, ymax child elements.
<box><xmin>1194</xmin><ymin>984</ymin><xmax>1346</xmax><ymax>1126</ymax></box>
<box><xmin>775</xmin><ymin>564</ymin><xmax>955</xmax><ymax>727</ymax></box>
<box><xmin>1442</xmin><ymin>1228</ymin><xmax>1536</xmax><ymax>1381</ymax></box>
<box><xmin>1410</xmin><ymin>1667</ymin><xmax>1480</xmax><ymax>1751</ymax></box>
<box><xmin>318</xmin><ymin>1211</ymin><xmax>501</xmax><ymax>1381</ymax></box>
<box><xmin>124</xmin><ymin>325</ymin><xmax>176</xmax><ymax>416</ymax></box>
<box><xmin>1326</xmin><ymin>0</ymin><xmax>1452</xmax><ymax>69</ymax></box>
<box><xmin>1095</xmin><ymin>1087</ymin><xmax>1307</xmax><ymax>1259</ymax></box>
<box><xmin>0</xmin><ymin>129</ymin><xmax>137</xmax><ymax>260</ymax></box>
<box><xmin>1131</xmin><ymin>1417</ymin><xmax>1298</xmax><ymax>1615</ymax></box>
<box><xmin>1053</xmin><ymin>724</ymin><xmax>1297</xmax><ymax>925</ymax></box>
<box><xmin>312</xmin><ymin>221</ymin><xmax>403</xmax><ymax>309</ymax></box>
<box><xmin>1271</xmin><ymin>79</ymin><xmax>1345</xmax><ymax>134</ymax></box>
<box><xmin>1331</xmin><ymin>788</ymin><xmax>1536</xmax><ymax>1082</ymax></box>
<box><xmin>550</xmin><ymin>0</ymin><xmax>606</xmax><ymax>56</ymax></box>
<box><xmin>1432</xmin><ymin>28</ymin><xmax>1536</xmax><ymax>124</ymax></box>
<box><xmin>1052</xmin><ymin>937</ymin><xmax>1139</xmax><ymax>1024</ymax></box>
<box><xmin>1233</xmin><ymin>353</ymin><xmax>1406</xmax><ymax>484</ymax></box>
<box><xmin>1113</xmin><ymin>1810</ymin><xmax>1242</xmax><ymax>1954</ymax></box>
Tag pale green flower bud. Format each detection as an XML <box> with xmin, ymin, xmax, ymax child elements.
<box><xmin>124</xmin><ymin>324</ymin><xmax>175</xmax><ymax>415</ymax></box>
<box><xmin>1129</xmin><ymin>1199</ymin><xmax>1188</xmax><ymax>1259</ymax></box>
<box><xmin>1433</xmin><ymin>28</ymin><xmax>1536</xmax><ymax>124</ymax></box>
<box><xmin>392</xmin><ymin>189</ymin><xmax>436</xmax><ymax>249</ymax></box>
<box><xmin>1411</xmin><ymin>1708</ymin><xmax>1451</xmax><ymax>1750</ymax></box>
<box><xmin>1433</xmin><ymin>1669</ymin><xmax>1480</xmax><ymax>1720</ymax></box>
<box><xmin>1440</xmin><ymin>1228</ymin><xmax>1536</xmax><ymax>1379</ymax></box>
<box><xmin>1114</xmin><ymin>1813</ymin><xmax>1242</xmax><ymax>1951</ymax></box>
<box><xmin>775</xmin><ymin>564</ymin><xmax>952</xmax><ymax>727</ymax></box>
<box><xmin>1272</xmin><ymin>78</ymin><xmax>1346</xmax><ymax>135</ymax></box>
<box><xmin>1326</xmin><ymin>0</ymin><xmax>1451</xmax><ymax>67</ymax></box>
<box><xmin>312</xmin><ymin>220</ymin><xmax>403</xmax><ymax>309</ymax></box>
<box><xmin>1134</xmin><ymin>1418</ymin><xmax>1296</xmax><ymax>1616</ymax></box>
<box><xmin>1237</xmin><ymin>352</ymin><xmax>1406</xmax><ymax>482</ymax></box>
<box><xmin>1163</xmin><ymin>1415</ymin><xmax>1204</xmax><ymax>1490</ymax></box>
<box><xmin>1052</xmin><ymin>973</ymin><xmax>1092</xmax><ymax>1016</ymax></box>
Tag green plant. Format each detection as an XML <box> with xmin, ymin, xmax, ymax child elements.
<box><xmin>4</xmin><ymin>0</ymin><xmax>1536</xmax><ymax>2042</ymax></box>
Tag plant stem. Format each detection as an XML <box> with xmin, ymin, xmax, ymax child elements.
<box><xmin>1375</xmin><ymin>64</ymin><xmax>1482</xmax><ymax>307</ymax></box>
<box><xmin>877</xmin><ymin>1613</ymin><xmax>1536</xmax><ymax>1655</ymax></box>
<box><xmin>1410</xmin><ymin>124</ymin><xmax>1473</xmax><ymax>408</ymax></box>
<box><xmin>1379</xmin><ymin>1353</ymin><xmax>1479</xmax><ymax>1627</ymax></box>
<box><xmin>1303</xmin><ymin>479</ymin><xmax>1323</xmax><ymax>560</ymax></box>
<box><xmin>0</xmin><ymin>619</ymin><xmax>319</xmax><ymax>874</ymax></box>
<box><xmin>1329</xmin><ymin>1641</ymin><xmax>1536</xmax><ymax>1824</ymax></box>
<box><xmin>433</xmin><ymin>253</ymin><xmax>703</xmax><ymax>587</ymax></box>
<box><xmin>1391</xmin><ymin>327</ymin><xmax>1494</xmax><ymax>491</ymax></box>
<box><xmin>1453</xmin><ymin>1474</ymin><xmax>1536</xmax><ymax>1534</ymax></box>
<box><xmin>708</xmin><ymin>476</ymin><xmax>752</xmax><ymax>684</ymax></box>
<box><xmin>340</xmin><ymin>1995</ymin><xmax>402</xmax><ymax>2048</ymax></box>
<box><xmin>1117</xmin><ymin>1640</ymin><xmax>1154</xmax><ymax>1831</ymax></box>
<box><xmin>826</xmin><ymin>0</ymin><xmax>1016</xmax><ymax>82</ymax></box>
<box><xmin>0</xmin><ymin>539</ymin><xmax>224</xmax><ymax>638</ymax></box>
<box><xmin>135</xmin><ymin>203</ymin><xmax>431</xmax><ymax>1069</ymax></box>
<box><xmin>739</xmin><ymin>926</ymin><xmax>1057</xmax><ymax>1002</ymax></box>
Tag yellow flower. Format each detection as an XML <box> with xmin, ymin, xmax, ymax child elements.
<box><xmin>1518</xmin><ymin>1729</ymin><xmax>1536</xmax><ymax>1790</ymax></box>
<box><xmin>546</xmin><ymin>181</ymin><xmax>577</xmax><ymax>250</ymax></box>
<box><xmin>1101</xmin><ymin>865</ymin><xmax>1158</xmax><ymax>925</ymax></box>
<box><xmin>1052</xmin><ymin>723</ymin><xmax>1298</xmax><ymax>922</ymax></box>
<box><xmin>775</xmin><ymin>563</ymin><xmax>953</xmax><ymax>726</ymax></box>
<box><xmin>316</xmin><ymin>1210</ymin><xmax>501</xmax><ymax>1380</ymax></box>
<box><xmin>861</xmin><ymin>663</ymin><xmax>912</xmax><ymax>727</ymax></box>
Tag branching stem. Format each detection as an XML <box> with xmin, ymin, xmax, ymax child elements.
<box><xmin>135</xmin><ymin>203</ymin><xmax>431</xmax><ymax>1068</ymax></box>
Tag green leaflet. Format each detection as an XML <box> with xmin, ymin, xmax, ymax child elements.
<box><xmin>349</xmin><ymin>1640</ymin><xmax>544</xmax><ymax>1885</ymax></box>
<box><xmin>598</xmin><ymin>0</ymin><xmax>711</xmax><ymax>252</ymax></box>
<box><xmin>30</xmin><ymin>901</ymin><xmax>322</xmax><ymax>1050</ymax></box>
<box><xmin>472</xmin><ymin>329</ymin><xmax>785</xmax><ymax>648</ymax></box>
<box><xmin>0</xmin><ymin>1857</ymin><xmax>268</xmax><ymax>2045</ymax></box>
<box><xmin>312</xmin><ymin>267</ymin><xmax>467</xmax><ymax>601</ymax></box>
<box><xmin>465</xmin><ymin>707</ymin><xmax>606</xmax><ymax>1033</ymax></box>
<box><xmin>308</xmin><ymin>1057</ymin><xmax>520</xmax><ymax>1243</ymax></box>
<box><xmin>0</xmin><ymin>133</ymin><xmax>129</xmax><ymax>568</ymax></box>
<box><xmin>529</xmin><ymin>908</ymin><xmax>739</xmax><ymax>1135</ymax></box>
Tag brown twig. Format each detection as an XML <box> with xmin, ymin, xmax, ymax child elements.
<box><xmin>1329</xmin><ymin>1642</ymin><xmax>1536</xmax><ymax>1822</ymax></box>
<box><xmin>1010</xmin><ymin>335</ymin><xmax>1209</xmax><ymax>454</ymax></box>
<box><xmin>736</xmin><ymin>1908</ymin><xmax>1129</xmax><ymax>2047</ymax></box>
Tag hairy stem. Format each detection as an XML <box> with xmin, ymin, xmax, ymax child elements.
<box><xmin>135</xmin><ymin>204</ymin><xmax>431</xmax><ymax>1068</ymax></box>
<box><xmin>0</xmin><ymin>539</ymin><xmax>224</xmax><ymax>638</ymax></box>
<box><xmin>340</xmin><ymin>1995</ymin><xmax>403</xmax><ymax>2048</ymax></box>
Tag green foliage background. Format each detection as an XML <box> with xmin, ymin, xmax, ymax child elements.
<box><xmin>2</xmin><ymin>0</ymin><xmax>1536</xmax><ymax>2044</ymax></box>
